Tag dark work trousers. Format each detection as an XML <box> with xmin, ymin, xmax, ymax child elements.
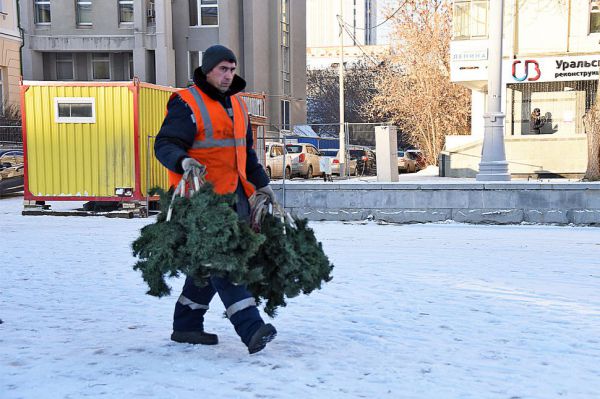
<box><xmin>172</xmin><ymin>182</ymin><xmax>264</xmax><ymax>345</ymax></box>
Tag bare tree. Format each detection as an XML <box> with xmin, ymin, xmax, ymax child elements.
<box><xmin>371</xmin><ymin>0</ymin><xmax>470</xmax><ymax>166</ymax></box>
<box><xmin>307</xmin><ymin>68</ymin><xmax>339</xmax><ymax>129</ymax></box>
<box><xmin>582</xmin><ymin>89</ymin><xmax>600</xmax><ymax>181</ymax></box>
<box><xmin>307</xmin><ymin>58</ymin><xmax>384</xmax><ymax>135</ymax></box>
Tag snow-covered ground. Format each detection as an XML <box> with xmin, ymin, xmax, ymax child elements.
<box><xmin>271</xmin><ymin>166</ymin><xmax>585</xmax><ymax>184</ymax></box>
<box><xmin>1</xmin><ymin>195</ymin><xmax>599</xmax><ymax>399</ymax></box>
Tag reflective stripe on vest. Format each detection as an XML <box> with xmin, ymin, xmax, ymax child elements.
<box><xmin>233</xmin><ymin>95</ymin><xmax>248</xmax><ymax>134</ymax></box>
<box><xmin>188</xmin><ymin>86</ymin><xmax>247</xmax><ymax>149</ymax></box>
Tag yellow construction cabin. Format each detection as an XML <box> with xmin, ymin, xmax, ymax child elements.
<box><xmin>21</xmin><ymin>80</ymin><xmax>176</xmax><ymax>211</ymax></box>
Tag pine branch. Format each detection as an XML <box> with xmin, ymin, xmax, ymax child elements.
<box><xmin>132</xmin><ymin>186</ymin><xmax>334</xmax><ymax>317</ymax></box>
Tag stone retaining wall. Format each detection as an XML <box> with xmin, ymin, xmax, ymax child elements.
<box><xmin>271</xmin><ymin>182</ymin><xmax>600</xmax><ymax>225</ymax></box>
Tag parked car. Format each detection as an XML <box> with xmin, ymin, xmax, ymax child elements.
<box><xmin>285</xmin><ymin>143</ymin><xmax>322</xmax><ymax>179</ymax></box>
<box><xmin>0</xmin><ymin>149</ymin><xmax>23</xmax><ymax>160</ymax></box>
<box><xmin>0</xmin><ymin>150</ymin><xmax>24</xmax><ymax>196</ymax></box>
<box><xmin>263</xmin><ymin>142</ymin><xmax>295</xmax><ymax>179</ymax></box>
<box><xmin>397</xmin><ymin>150</ymin><xmax>417</xmax><ymax>173</ymax></box>
<box><xmin>349</xmin><ymin>146</ymin><xmax>377</xmax><ymax>176</ymax></box>
<box><xmin>320</xmin><ymin>149</ymin><xmax>358</xmax><ymax>176</ymax></box>
<box><xmin>405</xmin><ymin>149</ymin><xmax>426</xmax><ymax>171</ymax></box>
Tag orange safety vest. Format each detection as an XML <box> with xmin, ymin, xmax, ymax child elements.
<box><xmin>167</xmin><ymin>85</ymin><xmax>256</xmax><ymax>198</ymax></box>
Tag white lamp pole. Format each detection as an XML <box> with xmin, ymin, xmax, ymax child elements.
<box><xmin>476</xmin><ymin>0</ymin><xmax>511</xmax><ymax>181</ymax></box>
<box><xmin>338</xmin><ymin>0</ymin><xmax>346</xmax><ymax>176</ymax></box>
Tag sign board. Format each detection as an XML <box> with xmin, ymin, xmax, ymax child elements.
<box><xmin>505</xmin><ymin>54</ymin><xmax>600</xmax><ymax>83</ymax></box>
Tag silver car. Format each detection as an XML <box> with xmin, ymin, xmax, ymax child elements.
<box><xmin>398</xmin><ymin>150</ymin><xmax>417</xmax><ymax>173</ymax></box>
<box><xmin>320</xmin><ymin>149</ymin><xmax>357</xmax><ymax>176</ymax></box>
<box><xmin>264</xmin><ymin>142</ymin><xmax>295</xmax><ymax>179</ymax></box>
<box><xmin>285</xmin><ymin>143</ymin><xmax>322</xmax><ymax>179</ymax></box>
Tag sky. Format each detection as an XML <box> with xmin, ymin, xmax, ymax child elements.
<box><xmin>1</xmin><ymin>195</ymin><xmax>599</xmax><ymax>399</ymax></box>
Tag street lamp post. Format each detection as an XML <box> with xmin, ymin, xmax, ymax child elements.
<box><xmin>476</xmin><ymin>0</ymin><xmax>511</xmax><ymax>181</ymax></box>
<box><xmin>338</xmin><ymin>0</ymin><xmax>346</xmax><ymax>177</ymax></box>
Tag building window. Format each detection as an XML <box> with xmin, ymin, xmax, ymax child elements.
<box><xmin>56</xmin><ymin>53</ymin><xmax>74</xmax><ymax>80</ymax></box>
<box><xmin>453</xmin><ymin>0</ymin><xmax>488</xmax><ymax>39</ymax></box>
<box><xmin>118</xmin><ymin>0</ymin><xmax>134</xmax><ymax>24</ymax></box>
<box><xmin>188</xmin><ymin>51</ymin><xmax>202</xmax><ymax>81</ymax></box>
<box><xmin>189</xmin><ymin>0</ymin><xmax>218</xmax><ymax>27</ymax></box>
<box><xmin>281</xmin><ymin>100</ymin><xmax>290</xmax><ymax>131</ymax></box>
<box><xmin>76</xmin><ymin>0</ymin><xmax>92</xmax><ymax>27</ymax></box>
<box><xmin>34</xmin><ymin>0</ymin><xmax>51</xmax><ymax>24</ymax></box>
<box><xmin>54</xmin><ymin>97</ymin><xmax>96</xmax><ymax>123</ymax></box>
<box><xmin>147</xmin><ymin>0</ymin><xmax>155</xmax><ymax>26</ymax></box>
<box><xmin>506</xmin><ymin>81</ymin><xmax>596</xmax><ymax>136</ymax></box>
<box><xmin>0</xmin><ymin>0</ymin><xmax>5</xmax><ymax>14</ymax></box>
<box><xmin>591</xmin><ymin>1</ymin><xmax>600</xmax><ymax>33</ymax></box>
<box><xmin>92</xmin><ymin>53</ymin><xmax>110</xmax><ymax>80</ymax></box>
<box><xmin>128</xmin><ymin>53</ymin><xmax>134</xmax><ymax>79</ymax></box>
<box><xmin>281</xmin><ymin>0</ymin><xmax>290</xmax><ymax>95</ymax></box>
<box><xmin>365</xmin><ymin>0</ymin><xmax>375</xmax><ymax>45</ymax></box>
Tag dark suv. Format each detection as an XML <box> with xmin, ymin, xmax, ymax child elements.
<box><xmin>349</xmin><ymin>147</ymin><xmax>377</xmax><ymax>176</ymax></box>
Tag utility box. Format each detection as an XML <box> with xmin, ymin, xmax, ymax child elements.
<box><xmin>375</xmin><ymin>125</ymin><xmax>399</xmax><ymax>182</ymax></box>
<box><xmin>21</xmin><ymin>80</ymin><xmax>176</xmax><ymax>205</ymax></box>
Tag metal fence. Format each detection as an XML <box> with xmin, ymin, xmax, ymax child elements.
<box><xmin>144</xmin><ymin>122</ymin><xmax>401</xmax><ymax>211</ymax></box>
<box><xmin>256</xmin><ymin>122</ymin><xmax>397</xmax><ymax>180</ymax></box>
<box><xmin>0</xmin><ymin>125</ymin><xmax>22</xmax><ymax>148</ymax></box>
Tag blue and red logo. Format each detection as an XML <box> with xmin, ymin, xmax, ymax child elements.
<box><xmin>512</xmin><ymin>60</ymin><xmax>541</xmax><ymax>82</ymax></box>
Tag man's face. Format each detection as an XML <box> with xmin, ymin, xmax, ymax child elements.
<box><xmin>206</xmin><ymin>61</ymin><xmax>236</xmax><ymax>93</ymax></box>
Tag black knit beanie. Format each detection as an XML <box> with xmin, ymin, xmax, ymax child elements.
<box><xmin>201</xmin><ymin>45</ymin><xmax>237</xmax><ymax>74</ymax></box>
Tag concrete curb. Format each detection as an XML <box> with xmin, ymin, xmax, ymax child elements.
<box><xmin>272</xmin><ymin>182</ymin><xmax>600</xmax><ymax>225</ymax></box>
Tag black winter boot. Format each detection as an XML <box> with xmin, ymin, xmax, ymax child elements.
<box><xmin>171</xmin><ymin>330</ymin><xmax>219</xmax><ymax>345</ymax></box>
<box><xmin>247</xmin><ymin>323</ymin><xmax>277</xmax><ymax>354</ymax></box>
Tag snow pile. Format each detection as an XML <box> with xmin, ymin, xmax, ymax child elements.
<box><xmin>1</xmin><ymin>196</ymin><xmax>599</xmax><ymax>398</ymax></box>
<box><xmin>415</xmin><ymin>165</ymin><xmax>439</xmax><ymax>176</ymax></box>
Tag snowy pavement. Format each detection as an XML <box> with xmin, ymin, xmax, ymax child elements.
<box><xmin>269</xmin><ymin>165</ymin><xmax>585</xmax><ymax>185</ymax></box>
<box><xmin>1</xmin><ymin>195</ymin><xmax>599</xmax><ymax>399</ymax></box>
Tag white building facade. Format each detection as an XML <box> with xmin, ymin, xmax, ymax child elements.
<box><xmin>446</xmin><ymin>0</ymin><xmax>598</xmax><ymax>177</ymax></box>
<box><xmin>306</xmin><ymin>0</ymin><xmax>378</xmax><ymax>48</ymax></box>
<box><xmin>306</xmin><ymin>0</ymin><xmax>397</xmax><ymax>69</ymax></box>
